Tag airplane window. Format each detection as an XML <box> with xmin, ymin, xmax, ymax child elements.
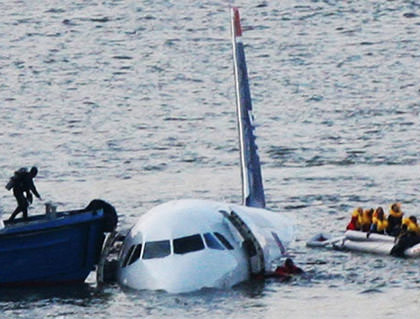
<box><xmin>127</xmin><ymin>244</ymin><xmax>142</xmax><ymax>266</ymax></box>
<box><xmin>214</xmin><ymin>232</ymin><xmax>234</xmax><ymax>250</ymax></box>
<box><xmin>122</xmin><ymin>245</ymin><xmax>135</xmax><ymax>268</ymax></box>
<box><xmin>142</xmin><ymin>240</ymin><xmax>171</xmax><ymax>259</ymax></box>
<box><xmin>203</xmin><ymin>233</ymin><xmax>224</xmax><ymax>250</ymax></box>
<box><xmin>173</xmin><ymin>234</ymin><xmax>205</xmax><ymax>254</ymax></box>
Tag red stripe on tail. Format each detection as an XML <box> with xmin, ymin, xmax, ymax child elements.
<box><xmin>233</xmin><ymin>7</ymin><xmax>242</xmax><ymax>37</ymax></box>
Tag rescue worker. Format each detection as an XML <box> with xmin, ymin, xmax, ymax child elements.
<box><xmin>360</xmin><ymin>208</ymin><xmax>374</xmax><ymax>232</ymax></box>
<box><xmin>346</xmin><ymin>207</ymin><xmax>363</xmax><ymax>231</ymax></box>
<box><xmin>402</xmin><ymin>216</ymin><xmax>420</xmax><ymax>235</ymax></box>
<box><xmin>368</xmin><ymin>207</ymin><xmax>388</xmax><ymax>235</ymax></box>
<box><xmin>8</xmin><ymin>166</ymin><xmax>42</xmax><ymax>222</ymax></box>
<box><xmin>387</xmin><ymin>203</ymin><xmax>403</xmax><ymax>236</ymax></box>
<box><xmin>390</xmin><ymin>215</ymin><xmax>420</xmax><ymax>257</ymax></box>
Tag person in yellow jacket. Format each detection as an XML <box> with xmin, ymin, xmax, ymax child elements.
<box><xmin>387</xmin><ymin>203</ymin><xmax>403</xmax><ymax>236</ymax></box>
<box><xmin>346</xmin><ymin>207</ymin><xmax>363</xmax><ymax>231</ymax></box>
<box><xmin>369</xmin><ymin>207</ymin><xmax>388</xmax><ymax>235</ymax></box>
<box><xmin>359</xmin><ymin>208</ymin><xmax>374</xmax><ymax>232</ymax></box>
<box><xmin>401</xmin><ymin>216</ymin><xmax>420</xmax><ymax>235</ymax></box>
<box><xmin>391</xmin><ymin>215</ymin><xmax>420</xmax><ymax>257</ymax></box>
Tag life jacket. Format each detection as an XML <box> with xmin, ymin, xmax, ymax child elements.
<box><xmin>5</xmin><ymin>167</ymin><xmax>28</xmax><ymax>191</ymax></box>
<box><xmin>402</xmin><ymin>218</ymin><xmax>420</xmax><ymax>235</ymax></box>
<box><xmin>361</xmin><ymin>210</ymin><xmax>372</xmax><ymax>225</ymax></box>
<box><xmin>347</xmin><ymin>209</ymin><xmax>362</xmax><ymax>230</ymax></box>
<box><xmin>387</xmin><ymin>206</ymin><xmax>403</xmax><ymax>232</ymax></box>
<box><xmin>373</xmin><ymin>217</ymin><xmax>388</xmax><ymax>233</ymax></box>
<box><xmin>371</xmin><ymin>208</ymin><xmax>388</xmax><ymax>233</ymax></box>
<box><xmin>389</xmin><ymin>207</ymin><xmax>403</xmax><ymax>219</ymax></box>
<box><xmin>359</xmin><ymin>209</ymin><xmax>373</xmax><ymax>231</ymax></box>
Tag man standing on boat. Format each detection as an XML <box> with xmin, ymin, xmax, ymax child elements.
<box><xmin>7</xmin><ymin>166</ymin><xmax>42</xmax><ymax>222</ymax></box>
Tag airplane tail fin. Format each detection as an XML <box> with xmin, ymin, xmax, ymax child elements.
<box><xmin>230</xmin><ymin>7</ymin><xmax>266</xmax><ymax>208</ymax></box>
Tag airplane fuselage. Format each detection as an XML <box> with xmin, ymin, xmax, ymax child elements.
<box><xmin>117</xmin><ymin>199</ymin><xmax>295</xmax><ymax>293</ymax></box>
<box><xmin>117</xmin><ymin>199</ymin><xmax>250</xmax><ymax>293</ymax></box>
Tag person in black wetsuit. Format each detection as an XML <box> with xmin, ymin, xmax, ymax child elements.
<box><xmin>8</xmin><ymin>167</ymin><xmax>42</xmax><ymax>222</ymax></box>
<box><xmin>387</xmin><ymin>203</ymin><xmax>403</xmax><ymax>236</ymax></box>
<box><xmin>390</xmin><ymin>216</ymin><xmax>420</xmax><ymax>257</ymax></box>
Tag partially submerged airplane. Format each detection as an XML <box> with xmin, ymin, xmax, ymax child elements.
<box><xmin>109</xmin><ymin>8</ymin><xmax>296</xmax><ymax>293</ymax></box>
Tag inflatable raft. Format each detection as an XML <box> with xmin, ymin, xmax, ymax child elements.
<box><xmin>307</xmin><ymin>230</ymin><xmax>420</xmax><ymax>258</ymax></box>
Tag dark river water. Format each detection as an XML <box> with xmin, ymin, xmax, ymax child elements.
<box><xmin>1</xmin><ymin>0</ymin><xmax>420</xmax><ymax>318</ymax></box>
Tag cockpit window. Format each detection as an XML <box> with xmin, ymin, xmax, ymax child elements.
<box><xmin>122</xmin><ymin>245</ymin><xmax>135</xmax><ymax>267</ymax></box>
<box><xmin>214</xmin><ymin>232</ymin><xmax>234</xmax><ymax>250</ymax></box>
<box><xmin>173</xmin><ymin>234</ymin><xmax>205</xmax><ymax>255</ymax></box>
<box><xmin>127</xmin><ymin>244</ymin><xmax>142</xmax><ymax>266</ymax></box>
<box><xmin>204</xmin><ymin>233</ymin><xmax>224</xmax><ymax>250</ymax></box>
<box><xmin>142</xmin><ymin>240</ymin><xmax>171</xmax><ymax>259</ymax></box>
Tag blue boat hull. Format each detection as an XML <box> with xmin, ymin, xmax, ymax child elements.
<box><xmin>0</xmin><ymin>200</ymin><xmax>117</xmax><ymax>286</ymax></box>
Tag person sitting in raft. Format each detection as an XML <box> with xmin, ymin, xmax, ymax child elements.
<box><xmin>390</xmin><ymin>215</ymin><xmax>420</xmax><ymax>257</ymax></box>
<box><xmin>387</xmin><ymin>203</ymin><xmax>403</xmax><ymax>236</ymax></box>
<box><xmin>346</xmin><ymin>207</ymin><xmax>363</xmax><ymax>230</ymax></box>
<box><xmin>360</xmin><ymin>208</ymin><xmax>374</xmax><ymax>232</ymax></box>
<box><xmin>367</xmin><ymin>207</ymin><xmax>388</xmax><ymax>236</ymax></box>
<box><xmin>402</xmin><ymin>216</ymin><xmax>420</xmax><ymax>235</ymax></box>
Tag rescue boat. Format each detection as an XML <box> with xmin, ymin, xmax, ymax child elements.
<box><xmin>0</xmin><ymin>199</ymin><xmax>117</xmax><ymax>286</ymax></box>
<box><xmin>307</xmin><ymin>230</ymin><xmax>420</xmax><ymax>258</ymax></box>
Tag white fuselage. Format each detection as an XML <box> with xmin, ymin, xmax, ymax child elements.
<box><xmin>116</xmin><ymin>199</ymin><xmax>295</xmax><ymax>293</ymax></box>
<box><xmin>117</xmin><ymin>199</ymin><xmax>249</xmax><ymax>293</ymax></box>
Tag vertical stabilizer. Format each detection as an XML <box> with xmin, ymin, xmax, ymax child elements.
<box><xmin>230</xmin><ymin>7</ymin><xmax>266</xmax><ymax>208</ymax></box>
